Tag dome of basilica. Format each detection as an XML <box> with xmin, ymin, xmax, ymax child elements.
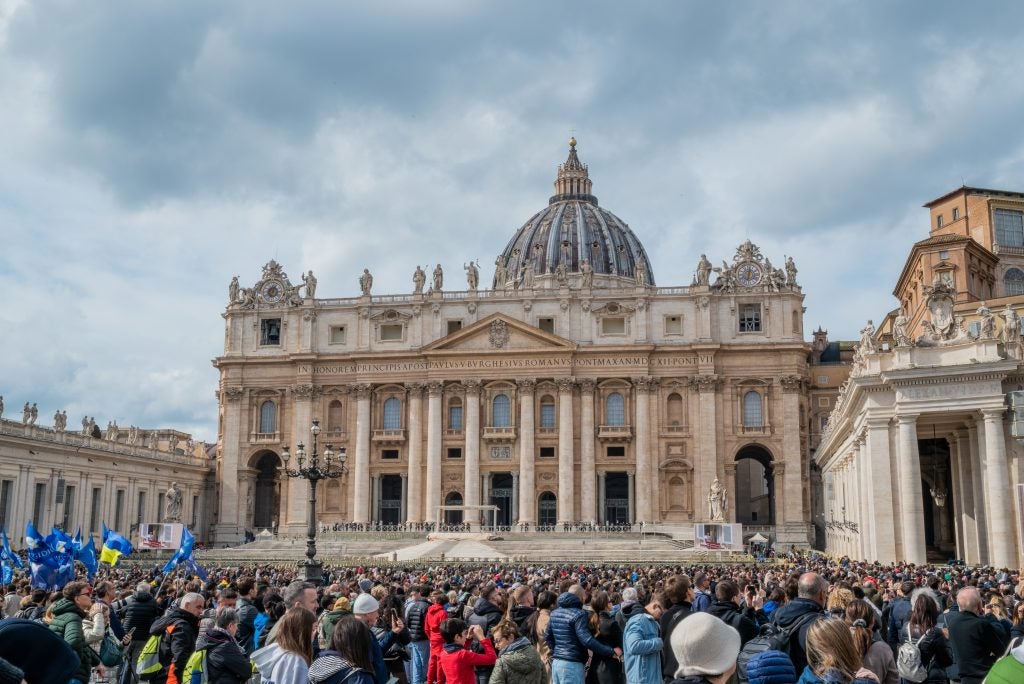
<box><xmin>493</xmin><ymin>139</ymin><xmax>655</xmax><ymax>288</ymax></box>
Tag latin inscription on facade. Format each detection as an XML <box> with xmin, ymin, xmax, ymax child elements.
<box><xmin>298</xmin><ymin>354</ymin><xmax>715</xmax><ymax>376</ymax></box>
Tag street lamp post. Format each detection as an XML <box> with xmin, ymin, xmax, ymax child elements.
<box><xmin>281</xmin><ymin>418</ymin><xmax>346</xmax><ymax>584</ymax></box>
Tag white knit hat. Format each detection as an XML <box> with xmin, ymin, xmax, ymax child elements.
<box><xmin>352</xmin><ymin>593</ymin><xmax>380</xmax><ymax>615</ymax></box>
<box><xmin>671</xmin><ymin>612</ymin><xmax>741</xmax><ymax>678</ymax></box>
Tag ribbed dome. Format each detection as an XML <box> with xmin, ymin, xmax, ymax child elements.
<box><xmin>494</xmin><ymin>139</ymin><xmax>655</xmax><ymax>288</ymax></box>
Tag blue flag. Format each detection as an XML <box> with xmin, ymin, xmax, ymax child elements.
<box><xmin>100</xmin><ymin>522</ymin><xmax>133</xmax><ymax>566</ymax></box>
<box><xmin>71</xmin><ymin>528</ymin><xmax>83</xmax><ymax>554</ymax></box>
<box><xmin>25</xmin><ymin>521</ymin><xmax>74</xmax><ymax>590</ymax></box>
<box><xmin>161</xmin><ymin>527</ymin><xmax>196</xmax><ymax>574</ymax></box>
<box><xmin>0</xmin><ymin>527</ymin><xmax>23</xmax><ymax>569</ymax></box>
<box><xmin>1</xmin><ymin>560</ymin><xmax>11</xmax><ymax>586</ymax></box>
<box><xmin>79</xmin><ymin>535</ymin><xmax>99</xmax><ymax>579</ymax></box>
<box><xmin>184</xmin><ymin>556</ymin><xmax>209</xmax><ymax>582</ymax></box>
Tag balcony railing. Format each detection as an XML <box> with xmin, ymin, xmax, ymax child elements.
<box><xmin>597</xmin><ymin>425</ymin><xmax>633</xmax><ymax>442</ymax></box>
<box><xmin>372</xmin><ymin>429</ymin><xmax>407</xmax><ymax>443</ymax></box>
<box><xmin>445</xmin><ymin>428</ymin><xmax>463</xmax><ymax>438</ymax></box>
<box><xmin>250</xmin><ymin>431</ymin><xmax>281</xmax><ymax>443</ymax></box>
<box><xmin>536</xmin><ymin>426</ymin><xmax>558</xmax><ymax>436</ymax></box>
<box><xmin>740</xmin><ymin>425</ymin><xmax>769</xmax><ymax>435</ymax></box>
<box><xmin>482</xmin><ymin>426</ymin><xmax>517</xmax><ymax>442</ymax></box>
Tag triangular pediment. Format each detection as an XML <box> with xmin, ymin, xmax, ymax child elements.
<box><xmin>423</xmin><ymin>313</ymin><xmax>576</xmax><ymax>352</ymax></box>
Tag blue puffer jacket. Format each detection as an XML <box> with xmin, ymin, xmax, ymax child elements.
<box><xmin>622</xmin><ymin>611</ymin><xmax>662</xmax><ymax>684</ymax></box>
<box><xmin>544</xmin><ymin>592</ymin><xmax>615</xmax><ymax>663</ymax></box>
<box><xmin>745</xmin><ymin>649</ymin><xmax>796</xmax><ymax>684</ymax></box>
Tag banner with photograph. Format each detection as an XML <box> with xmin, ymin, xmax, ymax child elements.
<box><xmin>694</xmin><ymin>523</ymin><xmax>744</xmax><ymax>550</ymax></box>
<box><xmin>137</xmin><ymin>523</ymin><xmax>185</xmax><ymax>550</ymax></box>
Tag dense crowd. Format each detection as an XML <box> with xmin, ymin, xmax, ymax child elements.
<box><xmin>0</xmin><ymin>554</ymin><xmax>1022</xmax><ymax>684</ymax></box>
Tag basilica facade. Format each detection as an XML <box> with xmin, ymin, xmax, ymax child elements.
<box><xmin>212</xmin><ymin>141</ymin><xmax>814</xmax><ymax>547</ymax></box>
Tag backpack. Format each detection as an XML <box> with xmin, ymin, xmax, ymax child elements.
<box><xmin>896</xmin><ymin>627</ymin><xmax>928</xmax><ymax>683</ymax></box>
<box><xmin>181</xmin><ymin>649</ymin><xmax>209</xmax><ymax>684</ymax></box>
<box><xmin>136</xmin><ymin>623</ymin><xmax>177</xmax><ymax>681</ymax></box>
<box><xmin>737</xmin><ymin>612</ymin><xmax>819</xmax><ymax>683</ymax></box>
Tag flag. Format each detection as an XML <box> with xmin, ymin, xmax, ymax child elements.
<box><xmin>161</xmin><ymin>527</ymin><xmax>195</xmax><ymax>574</ymax></box>
<box><xmin>25</xmin><ymin>521</ymin><xmax>74</xmax><ymax>590</ymax></box>
<box><xmin>0</xmin><ymin>527</ymin><xmax>23</xmax><ymax>569</ymax></box>
<box><xmin>184</xmin><ymin>557</ymin><xmax>209</xmax><ymax>582</ymax></box>
<box><xmin>71</xmin><ymin>528</ymin><xmax>83</xmax><ymax>554</ymax></box>
<box><xmin>47</xmin><ymin>527</ymin><xmax>73</xmax><ymax>556</ymax></box>
<box><xmin>99</xmin><ymin>522</ymin><xmax>133</xmax><ymax>567</ymax></box>
<box><xmin>79</xmin><ymin>535</ymin><xmax>99</xmax><ymax>579</ymax></box>
<box><xmin>1</xmin><ymin>560</ymin><xmax>11</xmax><ymax>585</ymax></box>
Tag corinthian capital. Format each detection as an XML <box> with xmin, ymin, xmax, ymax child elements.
<box><xmin>689</xmin><ymin>375</ymin><xmax>719</xmax><ymax>392</ymax></box>
<box><xmin>349</xmin><ymin>383</ymin><xmax>373</xmax><ymax>400</ymax></box>
<box><xmin>426</xmin><ymin>381</ymin><xmax>444</xmax><ymax>396</ymax></box>
<box><xmin>404</xmin><ymin>382</ymin><xmax>424</xmax><ymax>397</ymax></box>
<box><xmin>577</xmin><ymin>378</ymin><xmax>597</xmax><ymax>394</ymax></box>
<box><xmin>221</xmin><ymin>387</ymin><xmax>244</xmax><ymax>403</ymax></box>
<box><xmin>462</xmin><ymin>379</ymin><xmax>483</xmax><ymax>395</ymax></box>
<box><xmin>555</xmin><ymin>377</ymin><xmax>576</xmax><ymax>393</ymax></box>
<box><xmin>779</xmin><ymin>375</ymin><xmax>806</xmax><ymax>393</ymax></box>
<box><xmin>516</xmin><ymin>378</ymin><xmax>537</xmax><ymax>393</ymax></box>
<box><xmin>291</xmin><ymin>383</ymin><xmax>317</xmax><ymax>400</ymax></box>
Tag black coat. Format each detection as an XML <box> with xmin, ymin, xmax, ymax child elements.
<box><xmin>404</xmin><ymin>597</ymin><xmax>431</xmax><ymax>642</ymax></box>
<box><xmin>149</xmin><ymin>607</ymin><xmax>200</xmax><ymax>684</ymax></box>
<box><xmin>946</xmin><ymin>610</ymin><xmax>1009</xmax><ymax>684</ymax></box>
<box><xmin>706</xmin><ymin>600</ymin><xmax>759</xmax><ymax>646</ymax></box>
<box><xmin>770</xmin><ymin>598</ymin><xmax>825</xmax><ymax>675</ymax></box>
<box><xmin>123</xmin><ymin>592</ymin><xmax>164</xmax><ymax>642</ymax></box>
<box><xmin>909</xmin><ymin>625</ymin><xmax>954</xmax><ymax>684</ymax></box>
<box><xmin>467</xmin><ymin>598</ymin><xmax>504</xmax><ymax>684</ymax></box>
<box><xmin>196</xmin><ymin>627</ymin><xmax>253</xmax><ymax>684</ymax></box>
<box><xmin>660</xmin><ymin>602</ymin><xmax>692</xmax><ymax>684</ymax></box>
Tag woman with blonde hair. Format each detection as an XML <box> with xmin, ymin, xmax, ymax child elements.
<box><xmin>844</xmin><ymin>600</ymin><xmax>897</xmax><ymax>684</ymax></box>
<box><xmin>798</xmin><ymin>618</ymin><xmax>878</xmax><ymax>684</ymax></box>
<box><xmin>251</xmin><ymin>606</ymin><xmax>315</xmax><ymax>684</ymax></box>
<box><xmin>489</xmin><ymin>619</ymin><xmax>545</xmax><ymax>684</ymax></box>
<box><xmin>826</xmin><ymin>588</ymin><xmax>854</xmax><ymax>619</ymax></box>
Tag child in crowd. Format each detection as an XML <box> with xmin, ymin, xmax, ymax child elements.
<box><xmin>437</xmin><ymin>618</ymin><xmax>496</xmax><ymax>684</ymax></box>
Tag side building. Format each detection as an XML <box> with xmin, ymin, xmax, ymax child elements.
<box><xmin>815</xmin><ymin>187</ymin><xmax>1024</xmax><ymax>567</ymax></box>
<box><xmin>213</xmin><ymin>140</ymin><xmax>816</xmax><ymax>547</ymax></box>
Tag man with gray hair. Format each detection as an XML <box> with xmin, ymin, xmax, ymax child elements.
<box><xmin>148</xmin><ymin>592</ymin><xmax>204</xmax><ymax>684</ymax></box>
<box><xmin>767</xmin><ymin>572</ymin><xmax>826</xmax><ymax>674</ymax></box>
<box><xmin>194</xmin><ymin>607</ymin><xmax>253</xmax><ymax>683</ymax></box>
<box><xmin>946</xmin><ymin>586</ymin><xmax>1009</xmax><ymax>684</ymax></box>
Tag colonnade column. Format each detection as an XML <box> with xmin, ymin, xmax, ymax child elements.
<box><xmin>946</xmin><ymin>433</ymin><xmax>966</xmax><ymax>561</ymax></box>
<box><xmin>579</xmin><ymin>379</ymin><xmax>597</xmax><ymax>523</ymax></box>
<box><xmin>633</xmin><ymin>377</ymin><xmax>652</xmax><ymax>523</ymax></box>
<box><xmin>464</xmin><ymin>381</ymin><xmax>482</xmax><ymax>518</ymax></box>
<box><xmin>405</xmin><ymin>383</ymin><xmax>423</xmax><ymax>524</ymax></box>
<box><xmin>511</xmin><ymin>473</ymin><xmax>519</xmax><ymax>523</ymax></box>
<box><xmin>372</xmin><ymin>474</ymin><xmax>380</xmax><ymax>521</ymax></box>
<box><xmin>399</xmin><ymin>474</ymin><xmax>407</xmax><ymax>523</ymax></box>
<box><xmin>598</xmin><ymin>472</ymin><xmax>606</xmax><ymax>524</ymax></box>
<box><xmin>953</xmin><ymin>430</ymin><xmax>979</xmax><ymax>563</ymax></box>
<box><xmin>981</xmin><ymin>408</ymin><xmax>1016</xmax><ymax>569</ymax></box>
<box><xmin>856</xmin><ymin>434</ymin><xmax>873</xmax><ymax>561</ymax></box>
<box><xmin>864</xmin><ymin>417</ymin><xmax>897</xmax><ymax>563</ymax></box>
<box><xmin>896</xmin><ymin>413</ymin><xmax>926</xmax><ymax>564</ymax></box>
<box><xmin>352</xmin><ymin>384</ymin><xmax>372</xmax><ymax>524</ymax></box>
<box><xmin>968</xmin><ymin>421</ymin><xmax>990</xmax><ymax>562</ymax></box>
<box><xmin>286</xmin><ymin>386</ymin><xmax>315</xmax><ymax>532</ymax></box>
<box><xmin>424</xmin><ymin>381</ymin><xmax>443</xmax><ymax>524</ymax></box>
<box><xmin>517</xmin><ymin>379</ymin><xmax>536</xmax><ymax>525</ymax></box>
<box><xmin>627</xmin><ymin>470</ymin><xmax>635</xmax><ymax>523</ymax></box>
<box><xmin>556</xmin><ymin>378</ymin><xmax>575</xmax><ymax>524</ymax></box>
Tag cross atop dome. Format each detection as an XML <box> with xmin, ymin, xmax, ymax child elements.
<box><xmin>551</xmin><ymin>137</ymin><xmax>596</xmax><ymax>205</ymax></box>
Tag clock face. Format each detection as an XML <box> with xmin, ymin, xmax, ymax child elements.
<box><xmin>261</xmin><ymin>280</ymin><xmax>284</xmax><ymax>303</ymax></box>
<box><xmin>736</xmin><ymin>262</ymin><xmax>763</xmax><ymax>288</ymax></box>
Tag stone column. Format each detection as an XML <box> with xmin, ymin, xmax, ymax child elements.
<box><xmin>579</xmin><ymin>379</ymin><xmax>597</xmax><ymax>523</ymax></box>
<box><xmin>856</xmin><ymin>435</ymin><xmax>873</xmax><ymax>561</ymax></box>
<box><xmin>627</xmin><ymin>470</ymin><xmax>635</xmax><ymax>523</ymax></box>
<box><xmin>896</xmin><ymin>414</ymin><xmax>926</xmax><ymax>564</ymax></box>
<box><xmin>691</xmin><ymin>375</ymin><xmax>719</xmax><ymax>520</ymax></box>
<box><xmin>424</xmin><ymin>381</ymin><xmax>444</xmax><ymax>524</ymax></box>
<box><xmin>981</xmin><ymin>408</ymin><xmax>1015</xmax><ymax>569</ymax></box>
<box><xmin>517</xmin><ymin>379</ymin><xmax>537</xmax><ymax>525</ymax></box>
<box><xmin>947</xmin><ymin>435</ymin><xmax>965</xmax><ymax>560</ymax></box>
<box><xmin>556</xmin><ymin>378</ymin><xmax>575</xmax><ymax>524</ymax></box>
<box><xmin>405</xmin><ymin>383</ymin><xmax>424</xmax><ymax>524</ymax></box>
<box><xmin>352</xmin><ymin>384</ymin><xmax>372</xmax><ymax>524</ymax></box>
<box><xmin>779</xmin><ymin>376</ymin><xmax>805</xmax><ymax>526</ymax></box>
<box><xmin>864</xmin><ymin>418</ymin><xmax>896</xmax><ymax>563</ymax></box>
<box><xmin>399</xmin><ymin>473</ymin><xmax>408</xmax><ymax>522</ymax></box>
<box><xmin>968</xmin><ymin>421</ymin><xmax>990</xmax><ymax>563</ymax></box>
<box><xmin>633</xmin><ymin>377</ymin><xmax>652</xmax><ymax>523</ymax></box>
<box><xmin>286</xmin><ymin>385</ymin><xmax>315</xmax><ymax>533</ymax></box>
<box><xmin>598</xmin><ymin>471</ymin><xmax>606</xmax><ymax>523</ymax></box>
<box><xmin>372</xmin><ymin>474</ymin><xmax>381</xmax><ymax>522</ymax></box>
<box><xmin>214</xmin><ymin>388</ymin><xmax>244</xmax><ymax>544</ymax></box>
<box><xmin>464</xmin><ymin>381</ymin><xmax>482</xmax><ymax>515</ymax></box>
<box><xmin>481</xmin><ymin>475</ymin><xmax>491</xmax><ymax>526</ymax></box>
<box><xmin>511</xmin><ymin>473</ymin><xmax>519</xmax><ymax>523</ymax></box>
<box><xmin>953</xmin><ymin>430</ymin><xmax>980</xmax><ymax>564</ymax></box>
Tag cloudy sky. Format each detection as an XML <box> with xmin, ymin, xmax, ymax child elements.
<box><xmin>2</xmin><ymin>1</ymin><xmax>1024</xmax><ymax>441</ymax></box>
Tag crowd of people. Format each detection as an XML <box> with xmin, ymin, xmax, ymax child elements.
<box><xmin>0</xmin><ymin>553</ymin><xmax>1022</xmax><ymax>684</ymax></box>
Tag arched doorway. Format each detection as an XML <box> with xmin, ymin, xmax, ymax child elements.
<box><xmin>444</xmin><ymin>492</ymin><xmax>463</xmax><ymax>525</ymax></box>
<box><xmin>734</xmin><ymin>444</ymin><xmax>775</xmax><ymax>525</ymax></box>
<box><xmin>253</xmin><ymin>451</ymin><xmax>282</xmax><ymax>530</ymax></box>
<box><xmin>538</xmin><ymin>492</ymin><xmax>557</xmax><ymax>526</ymax></box>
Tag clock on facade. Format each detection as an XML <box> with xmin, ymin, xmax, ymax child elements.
<box><xmin>260</xmin><ymin>280</ymin><xmax>285</xmax><ymax>304</ymax></box>
<box><xmin>736</xmin><ymin>262</ymin><xmax>763</xmax><ymax>287</ymax></box>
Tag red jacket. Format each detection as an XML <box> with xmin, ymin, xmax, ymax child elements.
<box><xmin>425</xmin><ymin>603</ymin><xmax>448</xmax><ymax>648</ymax></box>
<box><xmin>438</xmin><ymin>638</ymin><xmax>496</xmax><ymax>684</ymax></box>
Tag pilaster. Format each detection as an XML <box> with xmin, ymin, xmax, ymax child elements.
<box><xmin>517</xmin><ymin>378</ymin><xmax>537</xmax><ymax>525</ymax></box>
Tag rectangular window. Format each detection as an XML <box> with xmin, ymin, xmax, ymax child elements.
<box><xmin>62</xmin><ymin>486</ymin><xmax>76</xmax><ymax>531</ymax></box>
<box><xmin>0</xmin><ymin>480</ymin><xmax>12</xmax><ymax>529</ymax></box>
<box><xmin>447</xmin><ymin>320</ymin><xmax>463</xmax><ymax>335</ymax></box>
<box><xmin>540</xmin><ymin>403</ymin><xmax>556</xmax><ymax>428</ymax></box>
<box><xmin>952</xmin><ymin>207</ymin><xmax>960</xmax><ymax>221</ymax></box>
<box><xmin>260</xmin><ymin>318</ymin><xmax>282</xmax><ymax>345</ymax></box>
<box><xmin>381</xmin><ymin>449</ymin><xmax>399</xmax><ymax>460</ymax></box>
<box><xmin>90</xmin><ymin>488</ymin><xmax>102</xmax><ymax>533</ymax></box>
<box><xmin>739</xmin><ymin>304</ymin><xmax>761</xmax><ymax>332</ymax></box>
<box><xmin>996</xmin><ymin>209</ymin><xmax>1024</xmax><ymax>247</ymax></box>
<box><xmin>449</xmin><ymin>405</ymin><xmax>463</xmax><ymax>430</ymax></box>
<box><xmin>538</xmin><ymin>317</ymin><xmax>555</xmax><ymax>334</ymax></box>
<box><xmin>664</xmin><ymin>315</ymin><xmax>682</xmax><ymax>335</ymax></box>
<box><xmin>936</xmin><ymin>214</ymin><xmax>944</xmax><ymax>228</ymax></box>
<box><xmin>601</xmin><ymin>317</ymin><xmax>626</xmax><ymax>335</ymax></box>
<box><xmin>137</xmin><ymin>491</ymin><xmax>147</xmax><ymax>524</ymax></box>
<box><xmin>817</xmin><ymin>375</ymin><xmax>829</xmax><ymax>385</ymax></box>
<box><xmin>447</xmin><ymin>447</ymin><xmax>462</xmax><ymax>459</ymax></box>
<box><xmin>817</xmin><ymin>397</ymin><xmax>830</xmax><ymax>407</ymax></box>
<box><xmin>607</xmin><ymin>446</ymin><xmax>625</xmax><ymax>458</ymax></box>
<box><xmin>380</xmin><ymin>324</ymin><xmax>403</xmax><ymax>341</ymax></box>
<box><xmin>114</xmin><ymin>490</ymin><xmax>125</xmax><ymax>531</ymax></box>
<box><xmin>539</xmin><ymin>446</ymin><xmax>556</xmax><ymax>458</ymax></box>
<box><xmin>329</xmin><ymin>325</ymin><xmax>346</xmax><ymax>345</ymax></box>
<box><xmin>938</xmin><ymin>250</ymin><xmax>949</xmax><ymax>260</ymax></box>
<box><xmin>33</xmin><ymin>483</ymin><xmax>45</xmax><ymax>527</ymax></box>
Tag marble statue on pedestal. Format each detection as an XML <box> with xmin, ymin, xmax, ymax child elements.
<box><xmin>785</xmin><ymin>256</ymin><xmax>798</xmax><ymax>286</ymax></box>
<box><xmin>521</xmin><ymin>263</ymin><xmax>535</xmax><ymax>290</ymax></box>
<box><xmin>168</xmin><ymin>434</ymin><xmax>179</xmax><ymax>452</ymax></box>
<box><xmin>708</xmin><ymin>478</ymin><xmax>727</xmax><ymax>522</ymax></box>
<box><xmin>580</xmin><ymin>260</ymin><xmax>593</xmax><ymax>289</ymax></box>
<box><xmin>635</xmin><ymin>262</ymin><xmax>648</xmax><ymax>286</ymax></box>
<box><xmin>413</xmin><ymin>265</ymin><xmax>426</xmax><ymax>294</ymax></box>
<box><xmin>858</xmin><ymin>320</ymin><xmax>877</xmax><ymax>353</ymax></box>
<box><xmin>893</xmin><ymin>309</ymin><xmax>911</xmax><ymax>347</ymax></box>
<box><xmin>554</xmin><ymin>261</ymin><xmax>568</xmax><ymax>286</ymax></box>
<box><xmin>302</xmin><ymin>270</ymin><xmax>317</xmax><ymax>298</ymax></box>
<box><xmin>29</xmin><ymin>403</ymin><xmax>37</xmax><ymax>425</ymax></box>
<box><xmin>228</xmin><ymin>276</ymin><xmax>239</xmax><ymax>304</ymax></box>
<box><xmin>359</xmin><ymin>269</ymin><xmax>373</xmax><ymax>296</ymax></box>
<box><xmin>165</xmin><ymin>482</ymin><xmax>183</xmax><ymax>522</ymax></box>
<box><xmin>0</xmin><ymin>395</ymin><xmax>3</xmax><ymax>420</ymax></box>
<box><xmin>1002</xmin><ymin>305</ymin><xmax>1020</xmax><ymax>344</ymax></box>
<box><xmin>464</xmin><ymin>261</ymin><xmax>479</xmax><ymax>291</ymax></box>
<box><xmin>22</xmin><ymin>403</ymin><xmax>30</xmax><ymax>424</ymax></box>
<box><xmin>977</xmin><ymin>303</ymin><xmax>995</xmax><ymax>339</ymax></box>
<box><xmin>433</xmin><ymin>264</ymin><xmax>444</xmax><ymax>292</ymax></box>
<box><xmin>696</xmin><ymin>254</ymin><xmax>712</xmax><ymax>286</ymax></box>
<box><xmin>493</xmin><ymin>258</ymin><xmax>507</xmax><ymax>289</ymax></box>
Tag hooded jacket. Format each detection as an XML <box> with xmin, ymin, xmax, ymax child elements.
<box><xmin>319</xmin><ymin>607</ymin><xmax>353</xmax><ymax>649</ymax></box>
<box><xmin>439</xmin><ymin>638</ymin><xmax>496</xmax><ymax>684</ymax></box>
<box><xmin>544</xmin><ymin>592</ymin><xmax>615</xmax><ymax>663</ymax></box>
<box><xmin>623</xmin><ymin>609</ymin><xmax>663</xmax><ymax>684</ymax></box>
<box><xmin>195</xmin><ymin>627</ymin><xmax>254</xmax><ymax>684</ymax></box>
<box><xmin>986</xmin><ymin>640</ymin><xmax>1024</xmax><ymax>684</ymax></box>
<box><xmin>308</xmin><ymin>650</ymin><xmax>376</xmax><ymax>684</ymax></box>
<box><xmin>706</xmin><ymin>600</ymin><xmax>759</xmax><ymax>646</ymax></box>
<box><xmin>234</xmin><ymin>597</ymin><xmax>259</xmax><ymax>656</ymax></box>
<box><xmin>251</xmin><ymin>642</ymin><xmax>310</xmax><ymax>684</ymax></box>
<box><xmin>489</xmin><ymin>636</ymin><xmax>545</xmax><ymax>684</ymax></box>
<box><xmin>467</xmin><ymin>597</ymin><xmax>504</xmax><ymax>684</ymax></box>
<box><xmin>770</xmin><ymin>598</ymin><xmax>825</xmax><ymax>674</ymax></box>
<box><xmin>149</xmin><ymin>606</ymin><xmax>200</xmax><ymax>684</ymax></box>
<box><xmin>48</xmin><ymin>597</ymin><xmax>101</xmax><ymax>684</ymax></box>
<box><xmin>123</xmin><ymin>590</ymin><xmax>164</xmax><ymax>642</ymax></box>
<box><xmin>508</xmin><ymin>605</ymin><xmax>536</xmax><ymax>636</ymax></box>
<box><xmin>425</xmin><ymin>602</ymin><xmax>448</xmax><ymax>648</ymax></box>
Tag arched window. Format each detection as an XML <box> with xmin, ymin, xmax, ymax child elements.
<box><xmin>743</xmin><ymin>391</ymin><xmax>763</xmax><ymax>427</ymax></box>
<box><xmin>666</xmin><ymin>393</ymin><xmax>683</xmax><ymax>426</ymax></box>
<box><xmin>540</xmin><ymin>395</ymin><xmax>556</xmax><ymax>428</ymax></box>
<box><xmin>1005</xmin><ymin>268</ymin><xmax>1024</xmax><ymax>296</ymax></box>
<box><xmin>383</xmin><ymin>397</ymin><xmax>401</xmax><ymax>430</ymax></box>
<box><xmin>259</xmin><ymin>401</ymin><xmax>276</xmax><ymax>433</ymax></box>
<box><xmin>327</xmin><ymin>400</ymin><xmax>344</xmax><ymax>432</ymax></box>
<box><xmin>448</xmin><ymin>398</ymin><xmax>463</xmax><ymax>431</ymax></box>
<box><xmin>492</xmin><ymin>394</ymin><xmax>511</xmax><ymax>427</ymax></box>
<box><xmin>606</xmin><ymin>392</ymin><xmax>625</xmax><ymax>426</ymax></box>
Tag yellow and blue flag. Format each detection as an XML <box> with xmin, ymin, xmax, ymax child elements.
<box><xmin>99</xmin><ymin>522</ymin><xmax>133</xmax><ymax>566</ymax></box>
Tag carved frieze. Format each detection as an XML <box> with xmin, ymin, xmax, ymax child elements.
<box><xmin>516</xmin><ymin>378</ymin><xmax>537</xmax><ymax>393</ymax></box>
<box><xmin>349</xmin><ymin>383</ymin><xmax>373</xmax><ymax>400</ymax></box>
<box><xmin>577</xmin><ymin>378</ymin><xmax>597</xmax><ymax>394</ymax></box>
